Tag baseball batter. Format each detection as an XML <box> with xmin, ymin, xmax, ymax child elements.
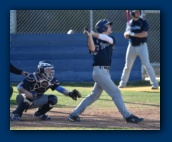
<box><xmin>68</xmin><ymin>19</ymin><xmax>143</xmax><ymax>123</ymax></box>
<box><xmin>118</xmin><ymin>10</ymin><xmax>158</xmax><ymax>89</ymax></box>
<box><xmin>11</xmin><ymin>61</ymin><xmax>81</xmax><ymax>121</ymax></box>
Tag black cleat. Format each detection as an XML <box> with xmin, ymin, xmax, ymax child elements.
<box><xmin>11</xmin><ymin>114</ymin><xmax>21</xmax><ymax>121</ymax></box>
<box><xmin>126</xmin><ymin>114</ymin><xmax>144</xmax><ymax>123</ymax></box>
<box><xmin>68</xmin><ymin>114</ymin><xmax>81</xmax><ymax>122</ymax></box>
<box><xmin>34</xmin><ymin>111</ymin><xmax>51</xmax><ymax>120</ymax></box>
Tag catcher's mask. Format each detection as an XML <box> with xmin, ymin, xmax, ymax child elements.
<box><xmin>95</xmin><ymin>19</ymin><xmax>113</xmax><ymax>33</ymax></box>
<box><xmin>37</xmin><ymin>61</ymin><xmax>55</xmax><ymax>80</ymax></box>
<box><xmin>131</xmin><ymin>10</ymin><xmax>141</xmax><ymax>17</ymax></box>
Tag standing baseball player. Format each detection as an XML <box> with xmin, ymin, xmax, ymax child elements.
<box><xmin>10</xmin><ymin>62</ymin><xmax>29</xmax><ymax>98</ymax></box>
<box><xmin>68</xmin><ymin>19</ymin><xmax>143</xmax><ymax>123</ymax></box>
<box><xmin>118</xmin><ymin>10</ymin><xmax>159</xmax><ymax>89</ymax></box>
<box><xmin>11</xmin><ymin>61</ymin><xmax>81</xmax><ymax>121</ymax></box>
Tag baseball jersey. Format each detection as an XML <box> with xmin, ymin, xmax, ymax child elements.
<box><xmin>90</xmin><ymin>36</ymin><xmax>116</xmax><ymax>66</ymax></box>
<box><xmin>18</xmin><ymin>72</ymin><xmax>59</xmax><ymax>98</ymax></box>
<box><xmin>128</xmin><ymin>18</ymin><xmax>148</xmax><ymax>44</ymax></box>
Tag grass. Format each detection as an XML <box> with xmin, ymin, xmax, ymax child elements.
<box><xmin>10</xmin><ymin>81</ymin><xmax>160</xmax><ymax>130</ymax></box>
<box><xmin>10</xmin><ymin>81</ymin><xmax>160</xmax><ymax>107</ymax></box>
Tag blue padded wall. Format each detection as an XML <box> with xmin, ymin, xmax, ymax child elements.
<box><xmin>10</xmin><ymin>34</ymin><xmax>141</xmax><ymax>82</ymax></box>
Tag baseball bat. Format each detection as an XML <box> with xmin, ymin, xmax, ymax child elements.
<box><xmin>125</xmin><ymin>10</ymin><xmax>131</xmax><ymax>31</ymax></box>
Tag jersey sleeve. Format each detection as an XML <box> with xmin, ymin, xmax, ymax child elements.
<box><xmin>50</xmin><ymin>77</ymin><xmax>60</xmax><ymax>91</ymax></box>
<box><xmin>18</xmin><ymin>74</ymin><xmax>36</xmax><ymax>90</ymax></box>
<box><xmin>10</xmin><ymin>63</ymin><xmax>23</xmax><ymax>75</ymax></box>
<box><xmin>142</xmin><ymin>20</ymin><xmax>149</xmax><ymax>31</ymax></box>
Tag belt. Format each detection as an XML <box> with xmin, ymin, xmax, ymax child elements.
<box><xmin>131</xmin><ymin>42</ymin><xmax>146</xmax><ymax>46</ymax></box>
<box><xmin>99</xmin><ymin>66</ymin><xmax>110</xmax><ymax>70</ymax></box>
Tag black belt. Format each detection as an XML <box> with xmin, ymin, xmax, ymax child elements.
<box><xmin>131</xmin><ymin>42</ymin><xmax>146</xmax><ymax>46</ymax></box>
<box><xmin>99</xmin><ymin>66</ymin><xmax>110</xmax><ymax>70</ymax></box>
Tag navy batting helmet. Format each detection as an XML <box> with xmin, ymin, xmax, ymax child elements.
<box><xmin>130</xmin><ymin>10</ymin><xmax>141</xmax><ymax>17</ymax></box>
<box><xmin>95</xmin><ymin>19</ymin><xmax>113</xmax><ymax>33</ymax></box>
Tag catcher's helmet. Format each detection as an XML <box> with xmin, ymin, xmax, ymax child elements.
<box><xmin>95</xmin><ymin>19</ymin><xmax>113</xmax><ymax>33</ymax></box>
<box><xmin>38</xmin><ymin>61</ymin><xmax>55</xmax><ymax>80</ymax></box>
<box><xmin>130</xmin><ymin>10</ymin><xmax>141</xmax><ymax>17</ymax></box>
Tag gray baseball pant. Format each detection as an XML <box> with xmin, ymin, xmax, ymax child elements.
<box><xmin>119</xmin><ymin>43</ymin><xmax>158</xmax><ymax>87</ymax></box>
<box><xmin>16</xmin><ymin>94</ymin><xmax>54</xmax><ymax>108</ymax></box>
<box><xmin>70</xmin><ymin>66</ymin><xmax>131</xmax><ymax>118</ymax></box>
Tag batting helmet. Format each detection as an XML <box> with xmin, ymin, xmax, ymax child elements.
<box><xmin>37</xmin><ymin>61</ymin><xmax>55</xmax><ymax>80</ymax></box>
<box><xmin>95</xmin><ymin>19</ymin><xmax>113</xmax><ymax>33</ymax></box>
<box><xmin>130</xmin><ymin>10</ymin><xmax>141</xmax><ymax>17</ymax></box>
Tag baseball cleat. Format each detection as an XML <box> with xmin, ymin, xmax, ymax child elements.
<box><xmin>126</xmin><ymin>114</ymin><xmax>144</xmax><ymax>123</ymax></box>
<box><xmin>118</xmin><ymin>85</ymin><xmax>126</xmax><ymax>88</ymax></box>
<box><xmin>34</xmin><ymin>111</ymin><xmax>51</xmax><ymax>120</ymax></box>
<box><xmin>68</xmin><ymin>114</ymin><xmax>81</xmax><ymax>122</ymax></box>
<box><xmin>11</xmin><ymin>114</ymin><xmax>21</xmax><ymax>121</ymax></box>
<box><xmin>151</xmin><ymin>86</ymin><xmax>158</xmax><ymax>89</ymax></box>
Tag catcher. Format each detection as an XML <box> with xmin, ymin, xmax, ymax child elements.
<box><xmin>11</xmin><ymin>61</ymin><xmax>81</xmax><ymax>121</ymax></box>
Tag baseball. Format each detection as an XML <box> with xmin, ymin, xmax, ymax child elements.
<box><xmin>67</xmin><ymin>29</ymin><xmax>74</xmax><ymax>34</ymax></box>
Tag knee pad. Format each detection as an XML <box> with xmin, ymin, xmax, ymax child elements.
<box><xmin>48</xmin><ymin>95</ymin><xmax>57</xmax><ymax>107</ymax></box>
<box><xmin>16</xmin><ymin>94</ymin><xmax>24</xmax><ymax>105</ymax></box>
<box><xmin>10</xmin><ymin>86</ymin><xmax>13</xmax><ymax>98</ymax></box>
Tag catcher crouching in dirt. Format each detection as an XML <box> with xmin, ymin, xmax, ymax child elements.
<box><xmin>11</xmin><ymin>61</ymin><xmax>81</xmax><ymax>121</ymax></box>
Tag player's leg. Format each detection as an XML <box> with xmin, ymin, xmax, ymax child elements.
<box><xmin>119</xmin><ymin>44</ymin><xmax>137</xmax><ymax>87</ymax></box>
<box><xmin>137</xmin><ymin>43</ymin><xmax>158</xmax><ymax>89</ymax></box>
<box><xmin>11</xmin><ymin>94</ymin><xmax>33</xmax><ymax>121</ymax></box>
<box><xmin>95</xmin><ymin>68</ymin><xmax>143</xmax><ymax>123</ymax></box>
<box><xmin>95</xmin><ymin>68</ymin><xmax>131</xmax><ymax>118</ymax></box>
<box><xmin>32</xmin><ymin>94</ymin><xmax>57</xmax><ymax>120</ymax></box>
<box><xmin>68</xmin><ymin>82</ymin><xmax>103</xmax><ymax>122</ymax></box>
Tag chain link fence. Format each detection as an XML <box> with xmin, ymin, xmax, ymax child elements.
<box><xmin>10</xmin><ymin>10</ymin><xmax>160</xmax><ymax>79</ymax></box>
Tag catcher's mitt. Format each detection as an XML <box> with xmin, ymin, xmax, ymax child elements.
<box><xmin>68</xmin><ymin>89</ymin><xmax>81</xmax><ymax>100</ymax></box>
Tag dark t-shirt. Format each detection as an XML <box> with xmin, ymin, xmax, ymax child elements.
<box><xmin>128</xmin><ymin>18</ymin><xmax>148</xmax><ymax>44</ymax></box>
<box><xmin>90</xmin><ymin>36</ymin><xmax>116</xmax><ymax>66</ymax></box>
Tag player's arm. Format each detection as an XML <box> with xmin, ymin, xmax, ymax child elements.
<box><xmin>10</xmin><ymin>62</ymin><xmax>29</xmax><ymax>76</ymax></box>
<box><xmin>17</xmin><ymin>84</ymin><xmax>33</xmax><ymax>99</ymax></box>
<box><xmin>17</xmin><ymin>74</ymin><xmax>36</xmax><ymax>99</ymax></box>
<box><xmin>125</xmin><ymin>20</ymin><xmax>148</xmax><ymax>38</ymax></box>
<box><xmin>50</xmin><ymin>79</ymin><xmax>81</xmax><ymax>100</ymax></box>
<box><xmin>91</xmin><ymin>32</ymin><xmax>113</xmax><ymax>44</ymax></box>
<box><xmin>54</xmin><ymin>86</ymin><xmax>81</xmax><ymax>100</ymax></box>
<box><xmin>124</xmin><ymin>30</ymin><xmax>148</xmax><ymax>38</ymax></box>
<box><xmin>84</xmin><ymin>30</ymin><xmax>95</xmax><ymax>52</ymax></box>
<box><xmin>10</xmin><ymin>63</ymin><xmax>23</xmax><ymax>75</ymax></box>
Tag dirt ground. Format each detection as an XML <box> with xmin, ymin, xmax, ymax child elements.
<box><xmin>10</xmin><ymin>106</ymin><xmax>160</xmax><ymax>130</ymax></box>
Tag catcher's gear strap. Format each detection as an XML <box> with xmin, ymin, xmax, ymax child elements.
<box><xmin>55</xmin><ymin>85</ymin><xmax>69</xmax><ymax>96</ymax></box>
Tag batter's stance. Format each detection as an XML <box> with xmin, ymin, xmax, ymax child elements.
<box><xmin>118</xmin><ymin>10</ymin><xmax>158</xmax><ymax>89</ymax></box>
<box><xmin>11</xmin><ymin>61</ymin><xmax>81</xmax><ymax>121</ymax></box>
<box><xmin>68</xmin><ymin>19</ymin><xmax>143</xmax><ymax>123</ymax></box>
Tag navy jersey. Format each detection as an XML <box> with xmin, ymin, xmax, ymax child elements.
<box><xmin>91</xmin><ymin>36</ymin><xmax>116</xmax><ymax>66</ymax></box>
<box><xmin>18</xmin><ymin>72</ymin><xmax>59</xmax><ymax>97</ymax></box>
<box><xmin>128</xmin><ymin>18</ymin><xmax>148</xmax><ymax>44</ymax></box>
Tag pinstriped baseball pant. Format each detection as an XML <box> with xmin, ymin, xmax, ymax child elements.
<box><xmin>71</xmin><ymin>66</ymin><xmax>131</xmax><ymax>118</ymax></box>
